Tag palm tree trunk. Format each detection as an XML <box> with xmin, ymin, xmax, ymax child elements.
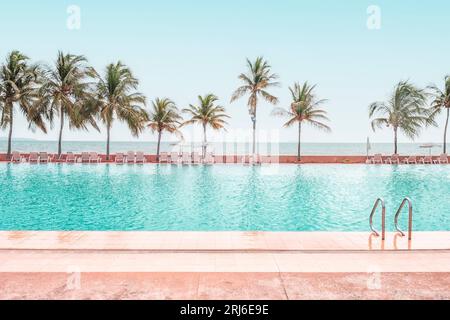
<box><xmin>444</xmin><ymin>108</ymin><xmax>449</xmax><ymax>154</ymax></box>
<box><xmin>58</xmin><ymin>106</ymin><xmax>64</xmax><ymax>156</ymax></box>
<box><xmin>106</xmin><ymin>124</ymin><xmax>111</xmax><ymax>161</ymax></box>
<box><xmin>6</xmin><ymin>103</ymin><xmax>13</xmax><ymax>158</ymax></box>
<box><xmin>394</xmin><ymin>128</ymin><xmax>398</xmax><ymax>154</ymax></box>
<box><xmin>252</xmin><ymin>116</ymin><xmax>256</xmax><ymax>156</ymax></box>
<box><xmin>202</xmin><ymin>123</ymin><xmax>207</xmax><ymax>158</ymax></box>
<box><xmin>297</xmin><ymin>122</ymin><xmax>302</xmax><ymax>162</ymax></box>
<box><xmin>156</xmin><ymin>130</ymin><xmax>162</xmax><ymax>161</ymax></box>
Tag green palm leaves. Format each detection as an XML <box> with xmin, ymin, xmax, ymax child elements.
<box><xmin>429</xmin><ymin>76</ymin><xmax>450</xmax><ymax>153</ymax></box>
<box><xmin>0</xmin><ymin>51</ymin><xmax>43</xmax><ymax>156</ymax></box>
<box><xmin>182</xmin><ymin>94</ymin><xmax>229</xmax><ymax>156</ymax></box>
<box><xmin>369</xmin><ymin>81</ymin><xmax>436</xmax><ymax>154</ymax></box>
<box><xmin>89</xmin><ymin>61</ymin><xmax>147</xmax><ymax>159</ymax></box>
<box><xmin>231</xmin><ymin>57</ymin><xmax>279</xmax><ymax>155</ymax></box>
<box><xmin>37</xmin><ymin>51</ymin><xmax>98</xmax><ymax>155</ymax></box>
<box><xmin>147</xmin><ymin>98</ymin><xmax>183</xmax><ymax>159</ymax></box>
<box><xmin>272</xmin><ymin>82</ymin><xmax>331</xmax><ymax>160</ymax></box>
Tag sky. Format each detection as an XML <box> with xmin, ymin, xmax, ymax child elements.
<box><xmin>0</xmin><ymin>0</ymin><xmax>449</xmax><ymax>144</ymax></box>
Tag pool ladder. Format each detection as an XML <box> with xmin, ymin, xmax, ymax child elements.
<box><xmin>370</xmin><ymin>197</ymin><xmax>413</xmax><ymax>241</ymax></box>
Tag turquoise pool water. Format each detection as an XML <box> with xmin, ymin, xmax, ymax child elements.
<box><xmin>0</xmin><ymin>163</ymin><xmax>449</xmax><ymax>231</ymax></box>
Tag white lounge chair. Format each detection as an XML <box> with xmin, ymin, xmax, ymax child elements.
<box><xmin>181</xmin><ymin>152</ymin><xmax>191</xmax><ymax>165</ymax></box>
<box><xmin>403</xmin><ymin>156</ymin><xmax>417</xmax><ymax>164</ymax></box>
<box><xmin>66</xmin><ymin>152</ymin><xmax>77</xmax><ymax>163</ymax></box>
<box><xmin>28</xmin><ymin>152</ymin><xmax>39</xmax><ymax>163</ymax></box>
<box><xmin>204</xmin><ymin>152</ymin><xmax>215</xmax><ymax>165</ymax></box>
<box><xmin>192</xmin><ymin>152</ymin><xmax>201</xmax><ymax>165</ymax></box>
<box><xmin>385</xmin><ymin>154</ymin><xmax>400</xmax><ymax>164</ymax></box>
<box><xmin>126</xmin><ymin>151</ymin><xmax>135</xmax><ymax>164</ymax></box>
<box><xmin>39</xmin><ymin>152</ymin><xmax>52</xmax><ymax>163</ymax></box>
<box><xmin>170</xmin><ymin>152</ymin><xmax>179</xmax><ymax>164</ymax></box>
<box><xmin>89</xmin><ymin>152</ymin><xmax>101</xmax><ymax>163</ymax></box>
<box><xmin>260</xmin><ymin>155</ymin><xmax>272</xmax><ymax>164</ymax></box>
<box><xmin>371</xmin><ymin>154</ymin><xmax>383</xmax><ymax>164</ymax></box>
<box><xmin>135</xmin><ymin>152</ymin><xmax>146</xmax><ymax>164</ymax></box>
<box><xmin>10</xmin><ymin>151</ymin><xmax>22</xmax><ymax>163</ymax></box>
<box><xmin>436</xmin><ymin>154</ymin><xmax>449</xmax><ymax>164</ymax></box>
<box><xmin>80</xmin><ymin>152</ymin><xmax>90</xmax><ymax>163</ymax></box>
<box><xmin>420</xmin><ymin>156</ymin><xmax>433</xmax><ymax>164</ymax></box>
<box><xmin>115</xmin><ymin>153</ymin><xmax>125</xmax><ymax>164</ymax></box>
<box><xmin>159</xmin><ymin>152</ymin><xmax>168</xmax><ymax>163</ymax></box>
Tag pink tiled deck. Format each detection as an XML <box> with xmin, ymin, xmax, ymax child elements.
<box><xmin>1</xmin><ymin>231</ymin><xmax>449</xmax><ymax>299</ymax></box>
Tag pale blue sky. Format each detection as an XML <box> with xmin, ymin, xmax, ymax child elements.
<box><xmin>0</xmin><ymin>0</ymin><xmax>449</xmax><ymax>143</ymax></box>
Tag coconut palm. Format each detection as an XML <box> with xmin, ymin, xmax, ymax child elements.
<box><xmin>0</xmin><ymin>51</ymin><xmax>46</xmax><ymax>157</ymax></box>
<box><xmin>272</xmin><ymin>82</ymin><xmax>331</xmax><ymax>161</ymax></box>
<box><xmin>37</xmin><ymin>51</ymin><xmax>98</xmax><ymax>156</ymax></box>
<box><xmin>182</xmin><ymin>94</ymin><xmax>229</xmax><ymax>157</ymax></box>
<box><xmin>429</xmin><ymin>76</ymin><xmax>450</xmax><ymax>154</ymax></box>
<box><xmin>88</xmin><ymin>62</ymin><xmax>147</xmax><ymax>160</ymax></box>
<box><xmin>369</xmin><ymin>81</ymin><xmax>435</xmax><ymax>154</ymax></box>
<box><xmin>231</xmin><ymin>57</ymin><xmax>279</xmax><ymax>155</ymax></box>
<box><xmin>147</xmin><ymin>98</ymin><xmax>183</xmax><ymax>160</ymax></box>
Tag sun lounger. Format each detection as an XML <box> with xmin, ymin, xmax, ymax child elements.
<box><xmin>192</xmin><ymin>152</ymin><xmax>201</xmax><ymax>165</ymax></box>
<box><xmin>181</xmin><ymin>152</ymin><xmax>191</xmax><ymax>165</ymax></box>
<box><xmin>436</xmin><ymin>154</ymin><xmax>449</xmax><ymax>164</ymax></box>
<box><xmin>204</xmin><ymin>152</ymin><xmax>215</xmax><ymax>165</ymax></box>
<box><xmin>80</xmin><ymin>152</ymin><xmax>90</xmax><ymax>163</ymax></box>
<box><xmin>170</xmin><ymin>152</ymin><xmax>179</xmax><ymax>164</ymax></box>
<box><xmin>159</xmin><ymin>152</ymin><xmax>168</xmax><ymax>163</ymax></box>
<box><xmin>371</xmin><ymin>154</ymin><xmax>383</xmax><ymax>164</ymax></box>
<box><xmin>260</xmin><ymin>155</ymin><xmax>272</xmax><ymax>164</ymax></box>
<box><xmin>115</xmin><ymin>153</ymin><xmax>125</xmax><ymax>164</ymax></box>
<box><xmin>135</xmin><ymin>152</ymin><xmax>146</xmax><ymax>164</ymax></box>
<box><xmin>89</xmin><ymin>152</ymin><xmax>101</xmax><ymax>163</ymax></box>
<box><xmin>126</xmin><ymin>151</ymin><xmax>135</xmax><ymax>164</ymax></box>
<box><xmin>39</xmin><ymin>152</ymin><xmax>51</xmax><ymax>163</ymax></box>
<box><xmin>250</xmin><ymin>154</ymin><xmax>261</xmax><ymax>165</ymax></box>
<box><xmin>420</xmin><ymin>156</ymin><xmax>433</xmax><ymax>164</ymax></box>
<box><xmin>66</xmin><ymin>152</ymin><xmax>77</xmax><ymax>163</ymax></box>
<box><xmin>385</xmin><ymin>154</ymin><xmax>400</xmax><ymax>164</ymax></box>
<box><xmin>403</xmin><ymin>156</ymin><xmax>417</xmax><ymax>164</ymax></box>
<box><xmin>10</xmin><ymin>151</ymin><xmax>22</xmax><ymax>163</ymax></box>
<box><xmin>28</xmin><ymin>152</ymin><xmax>39</xmax><ymax>163</ymax></box>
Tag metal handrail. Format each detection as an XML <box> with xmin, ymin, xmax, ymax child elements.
<box><xmin>369</xmin><ymin>198</ymin><xmax>386</xmax><ymax>240</ymax></box>
<box><xmin>394</xmin><ymin>197</ymin><xmax>413</xmax><ymax>241</ymax></box>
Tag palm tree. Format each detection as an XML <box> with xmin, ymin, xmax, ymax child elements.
<box><xmin>272</xmin><ymin>82</ymin><xmax>331</xmax><ymax>161</ymax></box>
<box><xmin>147</xmin><ymin>98</ymin><xmax>183</xmax><ymax>160</ymax></box>
<box><xmin>0</xmin><ymin>51</ymin><xmax>46</xmax><ymax>157</ymax></box>
<box><xmin>38</xmin><ymin>51</ymin><xmax>98</xmax><ymax>156</ymax></box>
<box><xmin>429</xmin><ymin>76</ymin><xmax>450</xmax><ymax>154</ymax></box>
<box><xmin>231</xmin><ymin>57</ymin><xmax>279</xmax><ymax>156</ymax></box>
<box><xmin>88</xmin><ymin>62</ymin><xmax>147</xmax><ymax>160</ymax></box>
<box><xmin>182</xmin><ymin>94</ymin><xmax>229</xmax><ymax>157</ymax></box>
<box><xmin>369</xmin><ymin>81</ymin><xmax>435</xmax><ymax>154</ymax></box>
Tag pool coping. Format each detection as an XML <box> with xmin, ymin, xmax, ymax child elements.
<box><xmin>1</xmin><ymin>231</ymin><xmax>449</xmax><ymax>251</ymax></box>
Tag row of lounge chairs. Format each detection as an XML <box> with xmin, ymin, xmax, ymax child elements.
<box><xmin>369</xmin><ymin>154</ymin><xmax>449</xmax><ymax>164</ymax></box>
<box><xmin>9</xmin><ymin>151</ymin><xmax>146</xmax><ymax>164</ymax></box>
<box><xmin>158</xmin><ymin>152</ymin><xmax>215</xmax><ymax>165</ymax></box>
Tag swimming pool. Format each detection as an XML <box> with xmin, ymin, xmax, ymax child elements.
<box><xmin>0</xmin><ymin>163</ymin><xmax>449</xmax><ymax>231</ymax></box>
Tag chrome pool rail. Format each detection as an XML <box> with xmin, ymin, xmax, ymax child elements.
<box><xmin>394</xmin><ymin>197</ymin><xmax>413</xmax><ymax>241</ymax></box>
<box><xmin>369</xmin><ymin>198</ymin><xmax>386</xmax><ymax>240</ymax></box>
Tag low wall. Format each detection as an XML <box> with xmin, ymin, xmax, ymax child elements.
<box><xmin>1</xmin><ymin>153</ymin><xmax>448</xmax><ymax>164</ymax></box>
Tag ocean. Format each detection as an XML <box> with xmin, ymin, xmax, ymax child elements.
<box><xmin>0</xmin><ymin>141</ymin><xmax>447</xmax><ymax>156</ymax></box>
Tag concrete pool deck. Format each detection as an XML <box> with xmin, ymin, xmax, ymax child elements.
<box><xmin>0</xmin><ymin>231</ymin><xmax>449</xmax><ymax>299</ymax></box>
